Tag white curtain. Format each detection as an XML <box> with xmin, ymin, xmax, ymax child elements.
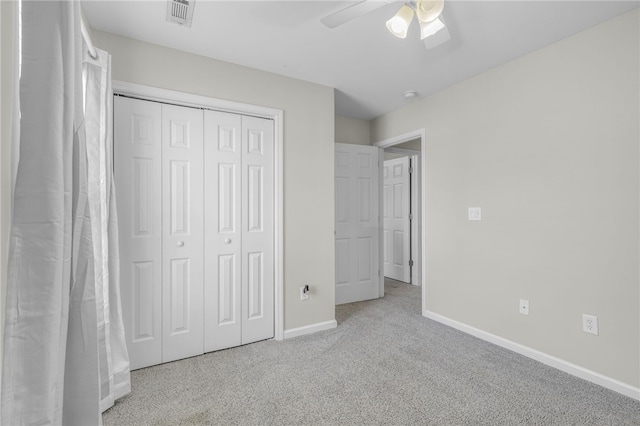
<box><xmin>1</xmin><ymin>1</ymin><xmax>130</xmax><ymax>424</ymax></box>
<box><xmin>83</xmin><ymin>45</ymin><xmax>131</xmax><ymax>414</ymax></box>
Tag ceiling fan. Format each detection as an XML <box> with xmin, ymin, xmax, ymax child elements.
<box><xmin>321</xmin><ymin>0</ymin><xmax>451</xmax><ymax>49</ymax></box>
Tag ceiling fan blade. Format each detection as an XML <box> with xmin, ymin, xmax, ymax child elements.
<box><xmin>320</xmin><ymin>0</ymin><xmax>390</xmax><ymax>29</ymax></box>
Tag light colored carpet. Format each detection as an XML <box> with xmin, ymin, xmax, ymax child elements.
<box><xmin>103</xmin><ymin>279</ymin><xmax>640</xmax><ymax>425</ymax></box>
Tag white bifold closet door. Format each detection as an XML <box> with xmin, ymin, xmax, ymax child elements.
<box><xmin>115</xmin><ymin>97</ymin><xmax>163</xmax><ymax>370</ymax></box>
<box><xmin>115</xmin><ymin>97</ymin><xmax>204</xmax><ymax>369</ymax></box>
<box><xmin>204</xmin><ymin>111</ymin><xmax>274</xmax><ymax>352</ymax></box>
<box><xmin>161</xmin><ymin>104</ymin><xmax>204</xmax><ymax>363</ymax></box>
<box><xmin>115</xmin><ymin>96</ymin><xmax>274</xmax><ymax>370</ymax></box>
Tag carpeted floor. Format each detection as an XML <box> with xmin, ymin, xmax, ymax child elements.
<box><xmin>103</xmin><ymin>279</ymin><xmax>640</xmax><ymax>425</ymax></box>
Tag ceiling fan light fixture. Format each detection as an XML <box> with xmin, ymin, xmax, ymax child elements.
<box><xmin>415</xmin><ymin>0</ymin><xmax>444</xmax><ymax>23</ymax></box>
<box><xmin>386</xmin><ymin>5</ymin><xmax>414</xmax><ymax>39</ymax></box>
<box><xmin>420</xmin><ymin>17</ymin><xmax>445</xmax><ymax>40</ymax></box>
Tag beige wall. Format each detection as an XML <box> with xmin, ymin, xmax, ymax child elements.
<box><xmin>92</xmin><ymin>31</ymin><xmax>336</xmax><ymax>331</ymax></box>
<box><xmin>335</xmin><ymin>114</ymin><xmax>370</xmax><ymax>145</ymax></box>
<box><xmin>372</xmin><ymin>10</ymin><xmax>639</xmax><ymax>387</ymax></box>
<box><xmin>0</xmin><ymin>0</ymin><xmax>16</xmax><ymax>375</ymax></box>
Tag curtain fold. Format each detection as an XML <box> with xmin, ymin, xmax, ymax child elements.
<box><xmin>1</xmin><ymin>2</ymin><xmax>130</xmax><ymax>424</ymax></box>
<box><xmin>2</xmin><ymin>2</ymin><xmax>83</xmax><ymax>423</ymax></box>
<box><xmin>83</xmin><ymin>46</ymin><xmax>131</xmax><ymax>414</ymax></box>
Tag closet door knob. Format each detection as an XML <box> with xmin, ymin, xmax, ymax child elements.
<box><xmin>224</xmin><ymin>238</ymin><xmax>232</xmax><ymax>244</ymax></box>
<box><xmin>177</xmin><ymin>241</ymin><xmax>184</xmax><ymax>247</ymax></box>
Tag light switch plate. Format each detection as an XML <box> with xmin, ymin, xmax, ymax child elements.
<box><xmin>468</xmin><ymin>207</ymin><xmax>481</xmax><ymax>221</ymax></box>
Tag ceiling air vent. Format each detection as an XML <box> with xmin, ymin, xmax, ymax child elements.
<box><xmin>166</xmin><ymin>0</ymin><xmax>196</xmax><ymax>27</ymax></box>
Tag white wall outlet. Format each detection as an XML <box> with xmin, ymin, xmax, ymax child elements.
<box><xmin>300</xmin><ymin>286</ymin><xmax>309</xmax><ymax>301</ymax></box>
<box><xmin>583</xmin><ymin>314</ymin><xmax>598</xmax><ymax>335</ymax></box>
<box><xmin>519</xmin><ymin>299</ymin><xmax>529</xmax><ymax>315</ymax></box>
<box><xmin>468</xmin><ymin>207</ymin><xmax>481</xmax><ymax>221</ymax></box>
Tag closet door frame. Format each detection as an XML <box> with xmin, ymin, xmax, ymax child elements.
<box><xmin>113</xmin><ymin>80</ymin><xmax>285</xmax><ymax>342</ymax></box>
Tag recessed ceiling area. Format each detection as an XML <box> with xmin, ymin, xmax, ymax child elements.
<box><xmin>83</xmin><ymin>1</ymin><xmax>639</xmax><ymax>120</ymax></box>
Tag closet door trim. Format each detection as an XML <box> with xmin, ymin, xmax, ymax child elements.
<box><xmin>113</xmin><ymin>80</ymin><xmax>284</xmax><ymax>342</ymax></box>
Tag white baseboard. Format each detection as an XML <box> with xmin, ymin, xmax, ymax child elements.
<box><xmin>284</xmin><ymin>320</ymin><xmax>337</xmax><ymax>340</ymax></box>
<box><xmin>423</xmin><ymin>310</ymin><xmax>640</xmax><ymax>401</ymax></box>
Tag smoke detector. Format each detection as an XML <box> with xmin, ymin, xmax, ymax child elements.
<box><xmin>404</xmin><ymin>90</ymin><xmax>419</xmax><ymax>99</ymax></box>
<box><xmin>166</xmin><ymin>0</ymin><xmax>196</xmax><ymax>27</ymax></box>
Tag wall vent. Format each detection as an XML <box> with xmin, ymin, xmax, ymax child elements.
<box><xmin>166</xmin><ymin>0</ymin><xmax>196</xmax><ymax>27</ymax></box>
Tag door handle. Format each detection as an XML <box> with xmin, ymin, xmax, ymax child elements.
<box><xmin>177</xmin><ymin>241</ymin><xmax>185</xmax><ymax>247</ymax></box>
<box><xmin>224</xmin><ymin>238</ymin><xmax>232</xmax><ymax>244</ymax></box>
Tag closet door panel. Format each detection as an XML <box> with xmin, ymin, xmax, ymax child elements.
<box><xmin>161</xmin><ymin>104</ymin><xmax>204</xmax><ymax>363</ymax></box>
<box><xmin>114</xmin><ymin>97</ymin><xmax>163</xmax><ymax>370</ymax></box>
<box><xmin>204</xmin><ymin>111</ymin><xmax>243</xmax><ymax>352</ymax></box>
<box><xmin>241</xmin><ymin>116</ymin><xmax>274</xmax><ymax>345</ymax></box>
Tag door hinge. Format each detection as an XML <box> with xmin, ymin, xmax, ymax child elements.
<box><xmin>409</xmin><ymin>213</ymin><xmax>413</xmax><ymax>221</ymax></box>
<box><xmin>409</xmin><ymin>260</ymin><xmax>414</xmax><ymax>267</ymax></box>
<box><xmin>409</xmin><ymin>166</ymin><xmax>414</xmax><ymax>174</ymax></box>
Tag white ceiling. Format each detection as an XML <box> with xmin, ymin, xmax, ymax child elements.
<box><xmin>83</xmin><ymin>0</ymin><xmax>639</xmax><ymax>120</ymax></box>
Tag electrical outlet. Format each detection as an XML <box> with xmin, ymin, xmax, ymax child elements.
<box><xmin>300</xmin><ymin>286</ymin><xmax>309</xmax><ymax>301</ymax></box>
<box><xmin>519</xmin><ymin>299</ymin><xmax>529</xmax><ymax>315</ymax></box>
<box><xmin>583</xmin><ymin>314</ymin><xmax>598</xmax><ymax>335</ymax></box>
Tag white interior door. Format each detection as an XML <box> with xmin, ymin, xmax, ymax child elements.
<box><xmin>241</xmin><ymin>116</ymin><xmax>274</xmax><ymax>345</ymax></box>
<box><xmin>114</xmin><ymin>97</ymin><xmax>163</xmax><ymax>370</ymax></box>
<box><xmin>204</xmin><ymin>111</ymin><xmax>243</xmax><ymax>352</ymax></box>
<box><xmin>161</xmin><ymin>104</ymin><xmax>204</xmax><ymax>363</ymax></box>
<box><xmin>409</xmin><ymin>155</ymin><xmax>421</xmax><ymax>286</ymax></box>
<box><xmin>383</xmin><ymin>157</ymin><xmax>411</xmax><ymax>283</ymax></box>
<box><xmin>335</xmin><ymin>143</ymin><xmax>380</xmax><ymax>305</ymax></box>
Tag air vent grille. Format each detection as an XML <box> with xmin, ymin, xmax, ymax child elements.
<box><xmin>166</xmin><ymin>0</ymin><xmax>196</xmax><ymax>27</ymax></box>
<box><xmin>173</xmin><ymin>1</ymin><xmax>188</xmax><ymax>20</ymax></box>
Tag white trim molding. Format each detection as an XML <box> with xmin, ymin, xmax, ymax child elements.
<box><xmin>113</xmin><ymin>81</ymin><xmax>278</xmax><ymax>119</ymax></box>
<box><xmin>112</xmin><ymin>80</ymin><xmax>285</xmax><ymax>342</ymax></box>
<box><xmin>423</xmin><ymin>310</ymin><xmax>640</xmax><ymax>401</ymax></box>
<box><xmin>284</xmin><ymin>320</ymin><xmax>337</xmax><ymax>340</ymax></box>
<box><xmin>374</xmin><ymin>129</ymin><xmax>425</xmax><ymax>150</ymax></box>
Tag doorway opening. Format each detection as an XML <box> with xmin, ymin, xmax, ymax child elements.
<box><xmin>375</xmin><ymin>129</ymin><xmax>426</xmax><ymax>314</ymax></box>
<box><xmin>381</xmin><ymin>144</ymin><xmax>421</xmax><ymax>286</ymax></box>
